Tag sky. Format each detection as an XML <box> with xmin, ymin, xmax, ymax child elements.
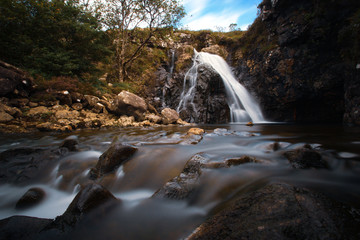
<box><xmin>181</xmin><ymin>0</ymin><xmax>263</xmax><ymax>31</ymax></box>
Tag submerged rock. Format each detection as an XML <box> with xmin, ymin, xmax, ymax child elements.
<box><xmin>60</xmin><ymin>138</ymin><xmax>79</xmax><ymax>152</ymax></box>
<box><xmin>187</xmin><ymin>182</ymin><xmax>360</xmax><ymax>240</ymax></box>
<box><xmin>284</xmin><ymin>145</ymin><xmax>328</xmax><ymax>169</ymax></box>
<box><xmin>15</xmin><ymin>188</ymin><xmax>46</xmax><ymax>210</ymax></box>
<box><xmin>89</xmin><ymin>143</ymin><xmax>137</xmax><ymax>179</ymax></box>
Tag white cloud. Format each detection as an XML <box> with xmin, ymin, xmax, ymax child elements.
<box><xmin>182</xmin><ymin>0</ymin><xmax>209</xmax><ymax>17</ymax></box>
<box><xmin>182</xmin><ymin>5</ymin><xmax>257</xmax><ymax>32</ymax></box>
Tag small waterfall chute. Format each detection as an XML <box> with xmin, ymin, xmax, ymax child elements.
<box><xmin>177</xmin><ymin>49</ymin><xmax>265</xmax><ymax>123</ymax></box>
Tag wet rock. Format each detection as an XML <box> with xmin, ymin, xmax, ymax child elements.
<box><xmin>0</xmin><ymin>216</ymin><xmax>52</xmax><ymax>240</ymax></box>
<box><xmin>161</xmin><ymin>108</ymin><xmax>179</xmax><ymax>124</ymax></box>
<box><xmin>36</xmin><ymin>122</ymin><xmax>72</xmax><ymax>132</ymax></box>
<box><xmin>187</xmin><ymin>182</ymin><xmax>360</xmax><ymax>240</ymax></box>
<box><xmin>246</xmin><ymin>121</ymin><xmax>254</xmax><ymax>126</ymax></box>
<box><xmin>225</xmin><ymin>156</ymin><xmax>260</xmax><ymax>166</ymax></box>
<box><xmin>89</xmin><ymin>143</ymin><xmax>137</xmax><ymax>179</ymax></box>
<box><xmin>60</xmin><ymin>138</ymin><xmax>79</xmax><ymax>152</ymax></box>
<box><xmin>113</xmin><ymin>91</ymin><xmax>148</xmax><ymax>121</ymax></box>
<box><xmin>187</xmin><ymin>128</ymin><xmax>205</xmax><ymax>135</ymax></box>
<box><xmin>0</xmin><ymin>148</ymin><xmax>62</xmax><ymax>184</ymax></box>
<box><xmin>15</xmin><ymin>188</ymin><xmax>46</xmax><ymax>210</ymax></box>
<box><xmin>201</xmin><ymin>45</ymin><xmax>228</xmax><ymax>59</ymax></box>
<box><xmin>284</xmin><ymin>146</ymin><xmax>328</xmax><ymax>169</ymax></box>
<box><xmin>46</xmin><ymin>183</ymin><xmax>118</xmax><ymax>232</ymax></box>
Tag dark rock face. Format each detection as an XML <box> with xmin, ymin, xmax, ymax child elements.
<box><xmin>188</xmin><ymin>182</ymin><xmax>360</xmax><ymax>240</ymax></box>
<box><xmin>0</xmin><ymin>148</ymin><xmax>62</xmax><ymax>184</ymax></box>
<box><xmin>234</xmin><ymin>0</ymin><xmax>360</xmax><ymax>124</ymax></box>
<box><xmin>89</xmin><ymin>143</ymin><xmax>137</xmax><ymax>179</ymax></box>
<box><xmin>47</xmin><ymin>183</ymin><xmax>118</xmax><ymax>233</ymax></box>
<box><xmin>0</xmin><ymin>60</ymin><xmax>34</xmax><ymax>97</ymax></box>
<box><xmin>156</xmin><ymin>63</ymin><xmax>230</xmax><ymax>124</ymax></box>
<box><xmin>15</xmin><ymin>188</ymin><xmax>46</xmax><ymax>210</ymax></box>
<box><xmin>0</xmin><ymin>216</ymin><xmax>52</xmax><ymax>240</ymax></box>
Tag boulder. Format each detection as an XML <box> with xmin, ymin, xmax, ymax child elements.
<box><xmin>55</xmin><ymin>90</ymin><xmax>72</xmax><ymax>106</ymax></box>
<box><xmin>84</xmin><ymin>95</ymin><xmax>101</xmax><ymax>109</ymax></box>
<box><xmin>284</xmin><ymin>145</ymin><xmax>328</xmax><ymax>169</ymax></box>
<box><xmin>187</xmin><ymin>128</ymin><xmax>205</xmax><ymax>135</ymax></box>
<box><xmin>60</xmin><ymin>137</ymin><xmax>79</xmax><ymax>152</ymax></box>
<box><xmin>113</xmin><ymin>91</ymin><xmax>148</xmax><ymax>121</ymax></box>
<box><xmin>187</xmin><ymin>182</ymin><xmax>360</xmax><ymax>240</ymax></box>
<box><xmin>0</xmin><ymin>60</ymin><xmax>33</xmax><ymax>97</ymax></box>
<box><xmin>15</xmin><ymin>188</ymin><xmax>46</xmax><ymax>210</ymax></box>
<box><xmin>89</xmin><ymin>143</ymin><xmax>137</xmax><ymax>179</ymax></box>
<box><xmin>47</xmin><ymin>183</ymin><xmax>118</xmax><ymax>232</ymax></box>
<box><xmin>118</xmin><ymin>115</ymin><xmax>135</xmax><ymax>127</ymax></box>
<box><xmin>161</xmin><ymin>108</ymin><xmax>179</xmax><ymax>124</ymax></box>
<box><xmin>71</xmin><ymin>103</ymin><xmax>83</xmax><ymax>111</ymax></box>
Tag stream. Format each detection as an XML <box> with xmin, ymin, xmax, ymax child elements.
<box><xmin>0</xmin><ymin>124</ymin><xmax>360</xmax><ymax>239</ymax></box>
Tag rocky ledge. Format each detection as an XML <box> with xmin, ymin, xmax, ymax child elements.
<box><xmin>0</xmin><ymin>62</ymin><xmax>189</xmax><ymax>134</ymax></box>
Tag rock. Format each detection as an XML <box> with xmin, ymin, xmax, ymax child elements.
<box><xmin>187</xmin><ymin>128</ymin><xmax>205</xmax><ymax>135</ymax></box>
<box><xmin>55</xmin><ymin>110</ymin><xmax>80</xmax><ymax>119</ymax></box>
<box><xmin>84</xmin><ymin>95</ymin><xmax>100</xmax><ymax>109</ymax></box>
<box><xmin>0</xmin><ymin>112</ymin><xmax>13</xmax><ymax>122</ymax></box>
<box><xmin>145</xmin><ymin>113</ymin><xmax>162</xmax><ymax>124</ymax></box>
<box><xmin>187</xmin><ymin>182</ymin><xmax>360</xmax><ymax>240</ymax></box>
<box><xmin>55</xmin><ymin>90</ymin><xmax>72</xmax><ymax>106</ymax></box>
<box><xmin>0</xmin><ymin>216</ymin><xmax>52</xmax><ymax>240</ymax></box>
<box><xmin>47</xmin><ymin>183</ymin><xmax>118</xmax><ymax>232</ymax></box>
<box><xmin>113</xmin><ymin>91</ymin><xmax>148</xmax><ymax>120</ymax></box>
<box><xmin>246</xmin><ymin>121</ymin><xmax>254</xmax><ymax>126</ymax></box>
<box><xmin>36</xmin><ymin>122</ymin><xmax>72</xmax><ymax>132</ymax></box>
<box><xmin>89</xmin><ymin>143</ymin><xmax>137</xmax><ymax>179</ymax></box>
<box><xmin>27</xmin><ymin>106</ymin><xmax>51</xmax><ymax>117</ymax></box>
<box><xmin>28</xmin><ymin>102</ymin><xmax>38</xmax><ymax>108</ymax></box>
<box><xmin>118</xmin><ymin>115</ymin><xmax>135</xmax><ymax>127</ymax></box>
<box><xmin>0</xmin><ymin>102</ymin><xmax>21</xmax><ymax>117</ymax></box>
<box><xmin>60</xmin><ymin>138</ymin><xmax>79</xmax><ymax>152</ymax></box>
<box><xmin>284</xmin><ymin>146</ymin><xmax>328</xmax><ymax>169</ymax></box>
<box><xmin>71</xmin><ymin>103</ymin><xmax>83</xmax><ymax>111</ymax></box>
<box><xmin>0</xmin><ymin>60</ymin><xmax>34</xmax><ymax>97</ymax></box>
<box><xmin>161</xmin><ymin>108</ymin><xmax>179</xmax><ymax>124</ymax></box>
<box><xmin>0</xmin><ymin>148</ymin><xmax>62</xmax><ymax>184</ymax></box>
<box><xmin>177</xmin><ymin>118</ymin><xmax>190</xmax><ymax>125</ymax></box>
<box><xmin>9</xmin><ymin>98</ymin><xmax>29</xmax><ymax>108</ymax></box>
<box><xmin>15</xmin><ymin>188</ymin><xmax>46</xmax><ymax>210</ymax></box>
<box><xmin>201</xmin><ymin>45</ymin><xmax>228</xmax><ymax>59</ymax></box>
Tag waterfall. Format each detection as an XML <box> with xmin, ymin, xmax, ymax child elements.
<box><xmin>177</xmin><ymin>49</ymin><xmax>265</xmax><ymax>123</ymax></box>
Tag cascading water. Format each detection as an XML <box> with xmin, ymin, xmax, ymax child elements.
<box><xmin>177</xmin><ymin>49</ymin><xmax>265</xmax><ymax>123</ymax></box>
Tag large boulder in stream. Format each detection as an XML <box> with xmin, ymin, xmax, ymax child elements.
<box><xmin>187</xmin><ymin>182</ymin><xmax>360</xmax><ymax>240</ymax></box>
<box><xmin>89</xmin><ymin>143</ymin><xmax>137</xmax><ymax>179</ymax></box>
<box><xmin>15</xmin><ymin>188</ymin><xmax>46</xmax><ymax>210</ymax></box>
<box><xmin>112</xmin><ymin>91</ymin><xmax>148</xmax><ymax>121</ymax></box>
<box><xmin>161</xmin><ymin>108</ymin><xmax>179</xmax><ymax>124</ymax></box>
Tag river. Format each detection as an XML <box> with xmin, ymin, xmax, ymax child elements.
<box><xmin>0</xmin><ymin>124</ymin><xmax>359</xmax><ymax>239</ymax></box>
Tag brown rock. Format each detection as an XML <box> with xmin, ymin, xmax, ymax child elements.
<box><xmin>161</xmin><ymin>108</ymin><xmax>179</xmax><ymax>124</ymax></box>
<box><xmin>28</xmin><ymin>106</ymin><xmax>51</xmax><ymax>117</ymax></box>
<box><xmin>0</xmin><ymin>112</ymin><xmax>13</xmax><ymax>122</ymax></box>
<box><xmin>72</xmin><ymin>103</ymin><xmax>83</xmax><ymax>111</ymax></box>
<box><xmin>187</xmin><ymin>128</ymin><xmax>205</xmax><ymax>135</ymax></box>
<box><xmin>113</xmin><ymin>91</ymin><xmax>148</xmax><ymax>120</ymax></box>
<box><xmin>55</xmin><ymin>110</ymin><xmax>80</xmax><ymax>119</ymax></box>
<box><xmin>89</xmin><ymin>143</ymin><xmax>137</xmax><ymax>179</ymax></box>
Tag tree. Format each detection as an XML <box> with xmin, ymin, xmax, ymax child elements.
<box><xmin>0</xmin><ymin>0</ymin><xmax>110</xmax><ymax>77</ymax></box>
<box><xmin>99</xmin><ymin>0</ymin><xmax>185</xmax><ymax>82</ymax></box>
<box><xmin>229</xmin><ymin>23</ymin><xmax>239</xmax><ymax>32</ymax></box>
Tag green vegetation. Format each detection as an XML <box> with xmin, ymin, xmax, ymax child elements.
<box><xmin>0</xmin><ymin>0</ymin><xmax>110</xmax><ymax>77</ymax></box>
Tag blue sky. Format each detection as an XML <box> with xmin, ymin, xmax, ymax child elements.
<box><xmin>181</xmin><ymin>0</ymin><xmax>263</xmax><ymax>31</ymax></box>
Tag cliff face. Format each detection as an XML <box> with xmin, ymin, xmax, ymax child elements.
<box><xmin>232</xmin><ymin>0</ymin><xmax>360</xmax><ymax>124</ymax></box>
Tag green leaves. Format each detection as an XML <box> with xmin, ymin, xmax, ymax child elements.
<box><xmin>0</xmin><ymin>0</ymin><xmax>110</xmax><ymax>77</ymax></box>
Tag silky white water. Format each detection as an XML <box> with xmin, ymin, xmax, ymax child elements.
<box><xmin>177</xmin><ymin>49</ymin><xmax>265</xmax><ymax>123</ymax></box>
